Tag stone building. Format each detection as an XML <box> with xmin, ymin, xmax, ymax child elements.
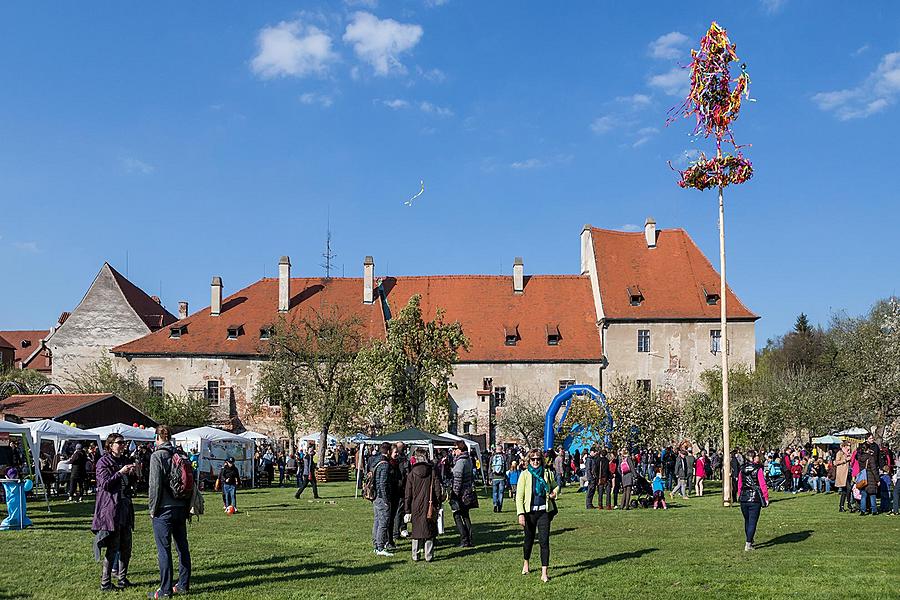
<box><xmin>109</xmin><ymin>220</ymin><xmax>757</xmax><ymax>446</ymax></box>
<box><xmin>0</xmin><ymin>329</ymin><xmax>54</xmax><ymax>374</ymax></box>
<box><xmin>47</xmin><ymin>263</ymin><xmax>177</xmax><ymax>386</ymax></box>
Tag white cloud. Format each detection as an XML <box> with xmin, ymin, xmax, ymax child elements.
<box><xmin>425</xmin><ymin>0</ymin><xmax>450</xmax><ymax>6</ymax></box>
<box><xmin>619</xmin><ymin>224</ymin><xmax>641</xmax><ymax>232</ymax></box>
<box><xmin>615</xmin><ymin>93</ymin><xmax>652</xmax><ymax>109</ymax></box>
<box><xmin>343</xmin><ymin>12</ymin><xmax>423</xmax><ymax>76</ymax></box>
<box><xmin>381</xmin><ymin>98</ymin><xmax>410</xmax><ymax>109</ymax></box>
<box><xmin>672</xmin><ymin>148</ymin><xmax>701</xmax><ymax>167</ymax></box>
<box><xmin>13</xmin><ymin>241</ymin><xmax>38</xmax><ymax>253</ymax></box>
<box><xmin>344</xmin><ymin>0</ymin><xmax>378</xmax><ymax>7</ymax></box>
<box><xmin>852</xmin><ymin>44</ymin><xmax>870</xmax><ymax>57</ymax></box>
<box><xmin>761</xmin><ymin>0</ymin><xmax>787</xmax><ymax>14</ymax></box>
<box><xmin>251</xmin><ymin>20</ymin><xmax>337</xmax><ymax>79</ymax></box>
<box><xmin>418</xmin><ymin>66</ymin><xmax>446</xmax><ymax>83</ymax></box>
<box><xmin>418</xmin><ymin>101</ymin><xmax>453</xmax><ymax>117</ymax></box>
<box><xmin>510</xmin><ymin>158</ymin><xmax>544</xmax><ymax>170</ymax></box>
<box><xmin>590</xmin><ymin>115</ymin><xmax>616</xmax><ymax>134</ymax></box>
<box><xmin>648</xmin><ymin>32</ymin><xmax>689</xmax><ymax>60</ymax></box>
<box><xmin>813</xmin><ymin>52</ymin><xmax>900</xmax><ymax>120</ymax></box>
<box><xmin>632</xmin><ymin>126</ymin><xmax>659</xmax><ymax>148</ymax></box>
<box><xmin>299</xmin><ymin>92</ymin><xmax>335</xmax><ymax>107</ymax></box>
<box><xmin>648</xmin><ymin>66</ymin><xmax>690</xmax><ymax>96</ymax></box>
<box><xmin>121</xmin><ymin>157</ymin><xmax>155</xmax><ymax>174</ymax></box>
<box><xmin>509</xmin><ymin>154</ymin><xmax>572</xmax><ymax>170</ymax></box>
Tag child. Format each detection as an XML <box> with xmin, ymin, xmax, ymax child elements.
<box><xmin>790</xmin><ymin>460</ymin><xmax>803</xmax><ymax>494</ymax></box>
<box><xmin>879</xmin><ymin>465</ymin><xmax>892</xmax><ymax>514</ymax></box>
<box><xmin>652</xmin><ymin>469</ymin><xmax>668</xmax><ymax>509</ymax></box>
<box><xmin>507</xmin><ymin>461</ymin><xmax>520</xmax><ymax>499</ymax></box>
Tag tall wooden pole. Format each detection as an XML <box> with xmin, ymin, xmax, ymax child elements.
<box><xmin>719</xmin><ymin>179</ymin><xmax>732</xmax><ymax>506</ymax></box>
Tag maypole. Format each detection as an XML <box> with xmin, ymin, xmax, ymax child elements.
<box><xmin>670</xmin><ymin>22</ymin><xmax>753</xmax><ymax>506</ymax></box>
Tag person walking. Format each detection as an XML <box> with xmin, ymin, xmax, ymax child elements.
<box><xmin>695</xmin><ymin>450</ymin><xmax>709</xmax><ymax>497</ymax></box>
<box><xmin>404</xmin><ymin>448</ymin><xmax>443</xmax><ymax>562</ymax></box>
<box><xmin>490</xmin><ymin>445</ymin><xmax>508</xmax><ymax>512</ymax></box>
<box><xmin>92</xmin><ymin>434</ymin><xmax>137</xmax><ymax>592</ymax></box>
<box><xmin>294</xmin><ymin>444</ymin><xmax>320</xmax><ymax>500</ymax></box>
<box><xmin>148</xmin><ymin>425</ymin><xmax>191</xmax><ymax>598</ymax></box>
<box><xmin>737</xmin><ymin>450</ymin><xmax>769</xmax><ymax>551</ymax></box>
<box><xmin>450</xmin><ymin>440</ymin><xmax>477</xmax><ymax>548</ymax></box>
<box><xmin>552</xmin><ymin>449</ymin><xmax>565</xmax><ymax>489</ymax></box>
<box><xmin>68</xmin><ymin>443</ymin><xmax>87</xmax><ymax>502</ymax></box>
<box><xmin>516</xmin><ymin>449</ymin><xmax>560</xmax><ymax>583</ymax></box>
<box><xmin>371</xmin><ymin>442</ymin><xmax>394</xmax><ymax>557</ymax></box>
<box><xmin>217</xmin><ymin>457</ymin><xmax>240</xmax><ymax>511</ymax></box>
<box><xmin>618</xmin><ymin>449</ymin><xmax>636</xmax><ymax>510</ymax></box>
<box><xmin>584</xmin><ymin>446</ymin><xmax>599</xmax><ymax>509</ymax></box>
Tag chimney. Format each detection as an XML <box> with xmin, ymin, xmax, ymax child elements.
<box><xmin>580</xmin><ymin>224</ymin><xmax>592</xmax><ymax>275</ymax></box>
<box><xmin>363</xmin><ymin>256</ymin><xmax>375</xmax><ymax>304</ymax></box>
<box><xmin>644</xmin><ymin>217</ymin><xmax>657</xmax><ymax>248</ymax></box>
<box><xmin>150</xmin><ymin>295</ymin><xmax>161</xmax><ymax>304</ymax></box>
<box><xmin>178</xmin><ymin>301</ymin><xmax>189</xmax><ymax>320</ymax></box>
<box><xmin>278</xmin><ymin>256</ymin><xmax>291</xmax><ymax>312</ymax></box>
<box><xmin>513</xmin><ymin>257</ymin><xmax>524</xmax><ymax>294</ymax></box>
<box><xmin>210</xmin><ymin>277</ymin><xmax>222</xmax><ymax>316</ymax></box>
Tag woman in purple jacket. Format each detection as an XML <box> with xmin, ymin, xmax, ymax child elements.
<box><xmin>91</xmin><ymin>434</ymin><xmax>137</xmax><ymax>592</ymax></box>
<box><xmin>737</xmin><ymin>450</ymin><xmax>769</xmax><ymax>551</ymax></box>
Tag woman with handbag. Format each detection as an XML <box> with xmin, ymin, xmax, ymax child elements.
<box><xmin>404</xmin><ymin>447</ymin><xmax>444</xmax><ymax>562</ymax></box>
<box><xmin>450</xmin><ymin>441</ymin><xmax>477</xmax><ymax>548</ymax></box>
<box><xmin>737</xmin><ymin>450</ymin><xmax>769</xmax><ymax>551</ymax></box>
<box><xmin>516</xmin><ymin>449</ymin><xmax>560</xmax><ymax>583</ymax></box>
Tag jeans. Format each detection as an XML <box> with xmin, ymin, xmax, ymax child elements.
<box><xmin>740</xmin><ymin>501</ymin><xmax>761</xmax><ymax>544</ymax></box>
<box><xmin>665</xmin><ymin>469</ymin><xmax>673</xmax><ymax>491</ymax></box>
<box><xmin>151</xmin><ymin>506</ymin><xmax>191</xmax><ymax>593</ymax></box>
<box><xmin>859</xmin><ymin>490</ymin><xmax>877</xmax><ymax>514</ymax></box>
<box><xmin>824</xmin><ymin>478</ymin><xmax>832</xmax><ymax>493</ymax></box>
<box><xmin>893</xmin><ymin>482</ymin><xmax>900</xmax><ymax>513</ymax></box>
<box><xmin>585</xmin><ymin>480</ymin><xmax>597</xmax><ymax>508</ymax></box>
<box><xmin>372</xmin><ymin>497</ymin><xmax>390</xmax><ymax>550</ymax></box>
<box><xmin>523</xmin><ymin>510</ymin><xmax>551</xmax><ymax>567</ymax></box>
<box><xmin>223</xmin><ymin>483</ymin><xmax>236</xmax><ymax>508</ymax></box>
<box><xmin>599</xmin><ymin>481</ymin><xmax>612</xmax><ymax>507</ymax></box>
<box><xmin>492</xmin><ymin>479</ymin><xmax>505</xmax><ymax>509</ymax></box>
<box><xmin>672</xmin><ymin>478</ymin><xmax>688</xmax><ymax>498</ymax></box>
<box><xmin>806</xmin><ymin>476</ymin><xmax>819</xmax><ymax>492</ymax></box>
<box><xmin>296</xmin><ymin>475</ymin><xmax>319</xmax><ymax>499</ymax></box>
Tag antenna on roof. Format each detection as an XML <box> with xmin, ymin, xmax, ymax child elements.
<box><xmin>320</xmin><ymin>207</ymin><xmax>337</xmax><ymax>279</ymax></box>
<box><xmin>125</xmin><ymin>250</ymin><xmax>129</xmax><ymax>278</ymax></box>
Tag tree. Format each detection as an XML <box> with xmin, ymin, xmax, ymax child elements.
<box><xmin>0</xmin><ymin>367</ymin><xmax>51</xmax><ymax>398</ymax></box>
<box><xmin>258</xmin><ymin>306</ymin><xmax>365</xmax><ymax>465</ymax></box>
<box><xmin>355</xmin><ymin>295</ymin><xmax>469</xmax><ymax>432</ymax></box>
<box><xmin>605</xmin><ymin>377</ymin><xmax>679</xmax><ymax>450</ymax></box>
<box><xmin>554</xmin><ymin>394</ymin><xmax>611</xmax><ymax>450</ymax></box>
<box><xmin>495</xmin><ymin>386</ymin><xmax>545</xmax><ymax>448</ymax></box>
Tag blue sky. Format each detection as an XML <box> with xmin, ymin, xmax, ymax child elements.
<box><xmin>1</xmin><ymin>1</ymin><xmax>898</xmax><ymax>347</ymax></box>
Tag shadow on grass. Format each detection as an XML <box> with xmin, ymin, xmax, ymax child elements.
<box><xmin>754</xmin><ymin>530</ymin><xmax>813</xmax><ymax>548</ymax></box>
<box><xmin>556</xmin><ymin>548</ymin><xmax>658</xmax><ymax>576</ymax></box>
<box><xmin>437</xmin><ymin>523</ymin><xmax>577</xmax><ymax>558</ymax></box>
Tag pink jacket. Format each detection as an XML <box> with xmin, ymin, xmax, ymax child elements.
<box><xmin>737</xmin><ymin>467</ymin><xmax>769</xmax><ymax>505</ymax></box>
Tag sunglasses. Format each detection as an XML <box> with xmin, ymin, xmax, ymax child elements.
<box><xmin>529</xmin><ymin>457</ymin><xmax>542</xmax><ymax>462</ymax></box>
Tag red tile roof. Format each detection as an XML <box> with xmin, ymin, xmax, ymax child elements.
<box><xmin>106</xmin><ymin>263</ymin><xmax>178</xmax><ymax>331</ymax></box>
<box><xmin>0</xmin><ymin>393</ymin><xmax>114</xmax><ymax>420</ymax></box>
<box><xmin>0</xmin><ymin>335</ymin><xmax>12</xmax><ymax>351</ymax></box>
<box><xmin>590</xmin><ymin>228</ymin><xmax>757</xmax><ymax>320</ymax></box>
<box><xmin>112</xmin><ymin>277</ymin><xmax>387</xmax><ymax>356</ymax></box>
<box><xmin>382</xmin><ymin>275</ymin><xmax>602</xmax><ymax>362</ymax></box>
<box><xmin>0</xmin><ymin>330</ymin><xmax>51</xmax><ymax>371</ymax></box>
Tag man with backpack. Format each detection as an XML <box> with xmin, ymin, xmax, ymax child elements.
<box><xmin>490</xmin><ymin>445</ymin><xmax>507</xmax><ymax>512</ymax></box>
<box><xmin>148</xmin><ymin>425</ymin><xmax>191</xmax><ymax>598</ymax></box>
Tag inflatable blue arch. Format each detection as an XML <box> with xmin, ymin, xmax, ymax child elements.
<box><xmin>543</xmin><ymin>384</ymin><xmax>613</xmax><ymax>452</ymax></box>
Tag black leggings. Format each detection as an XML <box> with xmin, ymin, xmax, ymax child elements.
<box><xmin>740</xmin><ymin>501</ymin><xmax>761</xmax><ymax>544</ymax></box>
<box><xmin>523</xmin><ymin>510</ymin><xmax>551</xmax><ymax>567</ymax></box>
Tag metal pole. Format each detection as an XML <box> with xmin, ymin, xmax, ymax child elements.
<box><xmin>719</xmin><ymin>182</ymin><xmax>732</xmax><ymax>507</ymax></box>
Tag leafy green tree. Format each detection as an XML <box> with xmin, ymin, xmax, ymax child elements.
<box><xmin>0</xmin><ymin>367</ymin><xmax>51</xmax><ymax>398</ymax></box>
<box><xmin>355</xmin><ymin>295</ymin><xmax>469</xmax><ymax>432</ymax></box>
<box><xmin>495</xmin><ymin>386</ymin><xmax>546</xmax><ymax>449</ymax></box>
<box><xmin>604</xmin><ymin>376</ymin><xmax>679</xmax><ymax>450</ymax></box>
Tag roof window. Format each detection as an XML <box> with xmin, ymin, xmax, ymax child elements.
<box><xmin>259</xmin><ymin>325</ymin><xmax>275</xmax><ymax>340</ymax></box>
<box><xmin>702</xmin><ymin>285</ymin><xmax>720</xmax><ymax>305</ymax></box>
<box><xmin>546</xmin><ymin>323</ymin><xmax>561</xmax><ymax>346</ymax></box>
<box><xmin>627</xmin><ymin>286</ymin><xmax>644</xmax><ymax>306</ymax></box>
<box><xmin>169</xmin><ymin>324</ymin><xmax>188</xmax><ymax>339</ymax></box>
<box><xmin>504</xmin><ymin>324</ymin><xmax>519</xmax><ymax>346</ymax></box>
<box><xmin>227</xmin><ymin>324</ymin><xmax>244</xmax><ymax>340</ymax></box>
<box><xmin>21</xmin><ymin>340</ymin><xmax>31</xmax><ymax>348</ymax></box>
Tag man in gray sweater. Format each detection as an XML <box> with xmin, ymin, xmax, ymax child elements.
<box><xmin>148</xmin><ymin>425</ymin><xmax>191</xmax><ymax>598</ymax></box>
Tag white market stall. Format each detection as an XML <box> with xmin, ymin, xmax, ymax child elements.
<box><xmin>27</xmin><ymin>420</ymin><xmax>103</xmax><ymax>455</ymax></box>
<box><xmin>440</xmin><ymin>432</ymin><xmax>482</xmax><ymax>457</ymax></box>
<box><xmin>173</xmin><ymin>427</ymin><xmax>255</xmax><ymax>486</ymax></box>
<box><xmin>88</xmin><ymin>423</ymin><xmax>156</xmax><ymax>443</ymax></box>
<box><xmin>0</xmin><ymin>420</ymin><xmax>50</xmax><ymax>513</ymax></box>
<box><xmin>298</xmin><ymin>432</ymin><xmax>339</xmax><ymax>448</ymax></box>
<box><xmin>239</xmin><ymin>431</ymin><xmax>271</xmax><ymax>442</ymax></box>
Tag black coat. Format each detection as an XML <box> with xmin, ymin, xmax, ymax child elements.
<box><xmin>404</xmin><ymin>462</ymin><xmax>443</xmax><ymax>540</ymax></box>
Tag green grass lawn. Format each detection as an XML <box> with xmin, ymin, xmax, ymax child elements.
<box><xmin>1</xmin><ymin>481</ymin><xmax>897</xmax><ymax>600</ymax></box>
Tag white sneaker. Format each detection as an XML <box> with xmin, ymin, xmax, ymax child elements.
<box><xmin>375</xmin><ymin>549</ymin><xmax>394</xmax><ymax>557</ymax></box>
<box><xmin>400</xmin><ymin>530</ymin><xmax>409</xmax><ymax>538</ymax></box>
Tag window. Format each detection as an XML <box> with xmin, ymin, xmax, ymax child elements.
<box><xmin>206</xmin><ymin>380</ymin><xmax>220</xmax><ymax>406</ymax></box>
<box><xmin>493</xmin><ymin>386</ymin><xmax>507</xmax><ymax>407</ymax></box>
<box><xmin>463</xmin><ymin>422</ymin><xmax>472</xmax><ymax>434</ymax></box>
<box><xmin>259</xmin><ymin>326</ymin><xmax>274</xmax><ymax>340</ymax></box>
<box><xmin>169</xmin><ymin>324</ymin><xmax>187</xmax><ymax>339</ymax></box>
<box><xmin>504</xmin><ymin>324</ymin><xmax>519</xmax><ymax>346</ymax></box>
<box><xmin>226</xmin><ymin>324</ymin><xmax>243</xmax><ymax>340</ymax></box>
<box><xmin>637</xmin><ymin>379</ymin><xmax>651</xmax><ymax>395</ymax></box>
<box><xmin>546</xmin><ymin>323</ymin><xmax>561</xmax><ymax>345</ymax></box>
<box><xmin>148</xmin><ymin>378</ymin><xmax>164</xmax><ymax>397</ymax></box>
<box><xmin>627</xmin><ymin>286</ymin><xmax>644</xmax><ymax>306</ymax></box>
<box><xmin>710</xmin><ymin>329</ymin><xmax>722</xmax><ymax>353</ymax></box>
<box><xmin>702</xmin><ymin>285</ymin><xmax>720</xmax><ymax>305</ymax></box>
<box><xmin>637</xmin><ymin>329</ymin><xmax>650</xmax><ymax>353</ymax></box>
<box><xmin>558</xmin><ymin>379</ymin><xmax>575</xmax><ymax>393</ymax></box>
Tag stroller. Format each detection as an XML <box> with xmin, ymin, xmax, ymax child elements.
<box><xmin>765</xmin><ymin>462</ymin><xmax>788</xmax><ymax>492</ymax></box>
<box><xmin>631</xmin><ymin>473</ymin><xmax>654</xmax><ymax>508</ymax></box>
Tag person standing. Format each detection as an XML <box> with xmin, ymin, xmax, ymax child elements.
<box><xmin>686</xmin><ymin>450</ymin><xmax>696</xmax><ymax>495</ymax></box>
<box><xmin>371</xmin><ymin>442</ymin><xmax>394</xmax><ymax>557</ymax></box>
<box><xmin>450</xmin><ymin>440</ymin><xmax>477</xmax><ymax>548</ymax></box>
<box><xmin>68</xmin><ymin>443</ymin><xmax>87</xmax><ymax>502</ymax></box>
<box><xmin>694</xmin><ymin>450</ymin><xmax>709</xmax><ymax>497</ymax></box>
<box><xmin>217</xmin><ymin>457</ymin><xmax>240</xmax><ymax>511</ymax></box>
<box><xmin>737</xmin><ymin>450</ymin><xmax>769</xmax><ymax>551</ymax></box>
<box><xmin>516</xmin><ymin>449</ymin><xmax>559</xmax><ymax>583</ymax></box>
<box><xmin>855</xmin><ymin>434</ymin><xmax>881</xmax><ymax>516</ymax></box>
<box><xmin>671</xmin><ymin>449</ymin><xmax>689</xmax><ymax>500</ymax></box>
<box><xmin>404</xmin><ymin>447</ymin><xmax>443</xmax><ymax>562</ymax></box>
<box><xmin>584</xmin><ymin>446</ymin><xmax>599</xmax><ymax>509</ymax></box>
<box><xmin>490</xmin><ymin>445</ymin><xmax>508</xmax><ymax>512</ymax></box>
<box><xmin>618</xmin><ymin>449</ymin><xmax>636</xmax><ymax>510</ymax></box>
<box><xmin>392</xmin><ymin>443</ymin><xmax>411</xmax><ymax>539</ymax></box>
<box><xmin>598</xmin><ymin>449</ymin><xmax>612</xmax><ymax>510</ymax></box>
<box><xmin>148</xmin><ymin>425</ymin><xmax>191</xmax><ymax>598</ymax></box>
<box><xmin>92</xmin><ymin>434</ymin><xmax>137</xmax><ymax>592</ymax></box>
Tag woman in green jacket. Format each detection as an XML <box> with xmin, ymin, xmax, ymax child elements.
<box><xmin>516</xmin><ymin>449</ymin><xmax>560</xmax><ymax>583</ymax></box>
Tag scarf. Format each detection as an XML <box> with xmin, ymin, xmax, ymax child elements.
<box><xmin>528</xmin><ymin>465</ymin><xmax>548</xmax><ymax>497</ymax></box>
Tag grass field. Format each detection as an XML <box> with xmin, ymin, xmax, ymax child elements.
<box><xmin>0</xmin><ymin>480</ymin><xmax>897</xmax><ymax>600</ymax></box>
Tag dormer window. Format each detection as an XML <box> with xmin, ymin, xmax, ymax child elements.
<box><xmin>21</xmin><ymin>340</ymin><xmax>31</xmax><ymax>348</ymax></box>
<box><xmin>169</xmin><ymin>324</ymin><xmax>188</xmax><ymax>339</ymax></box>
<box><xmin>259</xmin><ymin>325</ymin><xmax>275</xmax><ymax>340</ymax></box>
<box><xmin>546</xmin><ymin>323</ymin><xmax>561</xmax><ymax>346</ymax></box>
<box><xmin>702</xmin><ymin>285</ymin><xmax>720</xmax><ymax>305</ymax></box>
<box><xmin>226</xmin><ymin>324</ymin><xmax>244</xmax><ymax>340</ymax></box>
<box><xmin>627</xmin><ymin>286</ymin><xmax>644</xmax><ymax>306</ymax></box>
<box><xmin>503</xmin><ymin>324</ymin><xmax>519</xmax><ymax>346</ymax></box>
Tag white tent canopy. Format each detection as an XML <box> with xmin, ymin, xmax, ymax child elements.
<box><xmin>173</xmin><ymin>427</ymin><xmax>256</xmax><ymax>485</ymax></box>
<box><xmin>0</xmin><ymin>420</ymin><xmax>50</xmax><ymax>512</ymax></box>
<box><xmin>239</xmin><ymin>431</ymin><xmax>271</xmax><ymax>441</ymax></box>
<box><xmin>27</xmin><ymin>419</ymin><xmax>103</xmax><ymax>454</ymax></box>
<box><xmin>812</xmin><ymin>435</ymin><xmax>842</xmax><ymax>445</ymax></box>
<box><xmin>299</xmin><ymin>432</ymin><xmax>338</xmax><ymax>447</ymax></box>
<box><xmin>835</xmin><ymin>427</ymin><xmax>870</xmax><ymax>437</ymax></box>
<box><xmin>440</xmin><ymin>432</ymin><xmax>482</xmax><ymax>456</ymax></box>
<box><xmin>88</xmin><ymin>423</ymin><xmax>156</xmax><ymax>442</ymax></box>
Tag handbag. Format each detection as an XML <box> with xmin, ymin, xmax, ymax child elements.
<box><xmin>855</xmin><ymin>470</ymin><xmax>867</xmax><ymax>490</ymax></box>
<box><xmin>426</xmin><ymin>475</ymin><xmax>435</xmax><ymax>520</ymax></box>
